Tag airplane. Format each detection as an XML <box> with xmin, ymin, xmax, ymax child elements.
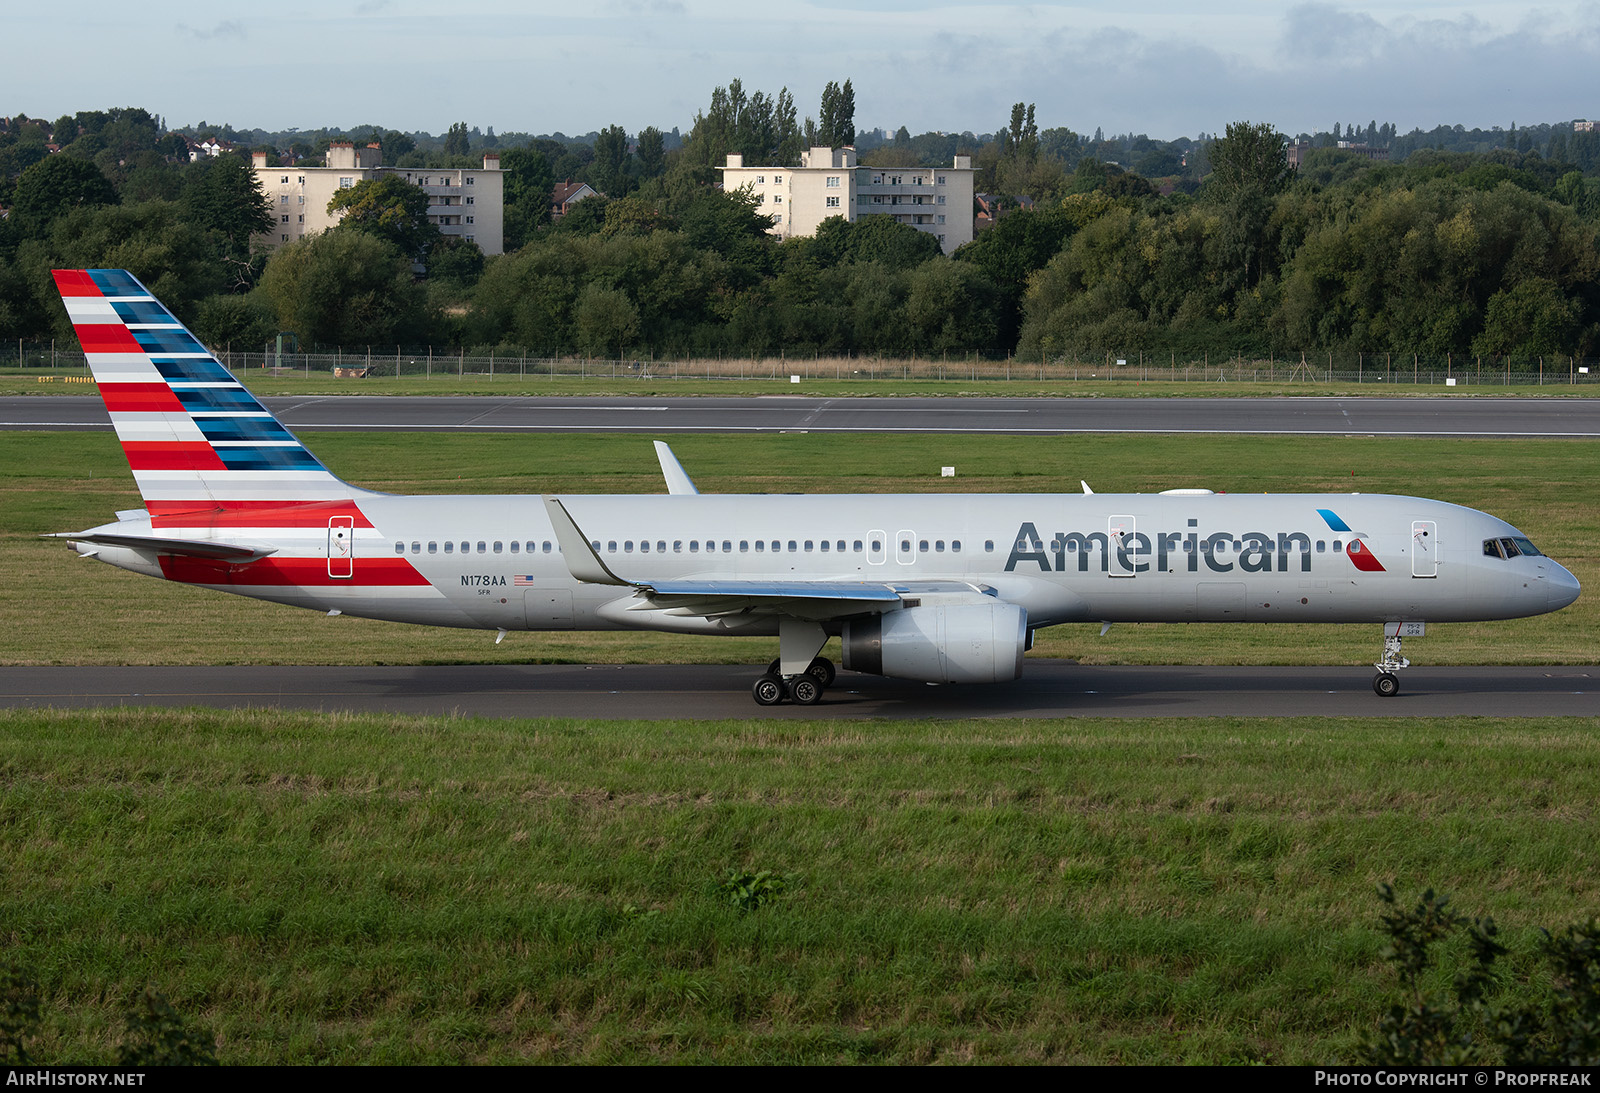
<box><xmin>49</xmin><ymin>268</ymin><xmax>1580</xmax><ymax>704</ymax></box>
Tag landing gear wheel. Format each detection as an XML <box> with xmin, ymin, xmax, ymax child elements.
<box><xmin>767</xmin><ymin>658</ymin><xmax>781</xmax><ymax>677</ymax></box>
<box><xmin>1373</xmin><ymin>672</ymin><xmax>1400</xmax><ymax>697</ymax></box>
<box><xmin>788</xmin><ymin>675</ymin><xmax>823</xmax><ymax>705</ymax></box>
<box><xmin>752</xmin><ymin>674</ymin><xmax>785</xmax><ymax>706</ymax></box>
<box><xmin>807</xmin><ymin>657</ymin><xmax>836</xmax><ymax>688</ymax></box>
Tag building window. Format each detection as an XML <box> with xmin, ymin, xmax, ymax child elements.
<box><xmin>466</xmin><ymin>177</ymin><xmax>474</xmax><ymax>185</ymax></box>
<box><xmin>339</xmin><ymin>177</ymin><xmax>353</xmax><ymax>189</ymax></box>
<box><xmin>773</xmin><ymin>215</ymin><xmax>782</xmax><ymax>224</ymax></box>
<box><xmin>298</xmin><ymin>215</ymin><xmax>304</xmax><ymax>222</ymax></box>
<box><xmin>937</xmin><ymin>175</ymin><xmax>946</xmax><ymax>184</ymax></box>
<box><xmin>281</xmin><ymin>215</ymin><xmax>289</xmax><ymax>223</ymax></box>
<box><xmin>297</xmin><ymin>195</ymin><xmax>305</xmax><ymax>204</ymax></box>
<box><xmin>913</xmin><ymin>176</ymin><xmax>923</xmax><ymax>185</ymax></box>
<box><xmin>281</xmin><ymin>234</ymin><xmax>289</xmax><ymax>241</ymax></box>
<box><xmin>773</xmin><ymin>174</ymin><xmax>782</xmax><ymax>183</ymax></box>
<box><xmin>280</xmin><ymin>195</ymin><xmax>289</xmax><ymax>204</ymax></box>
<box><xmin>773</xmin><ymin>194</ymin><xmax>782</xmax><ymax>203</ymax></box>
<box><xmin>826</xmin><ymin>176</ymin><xmax>840</xmax><ymax>187</ymax></box>
<box><xmin>466</xmin><ymin>216</ymin><xmax>473</xmax><ymax>224</ymax></box>
<box><xmin>756</xmin><ymin>175</ymin><xmax>764</xmax><ymax>184</ymax></box>
<box><xmin>465</xmin><ymin>196</ymin><xmax>474</xmax><ymax>205</ymax></box>
<box><xmin>937</xmin><ymin>195</ymin><xmax>945</xmax><ymax>204</ymax></box>
<box><xmin>826</xmin><ymin>196</ymin><xmax>839</xmax><ymax>207</ymax></box>
<box><xmin>873</xmin><ymin>174</ymin><xmax>883</xmax><ymax>184</ymax></box>
<box><xmin>297</xmin><ymin>176</ymin><xmax>305</xmax><ymax>184</ymax></box>
<box><xmin>280</xmin><ymin>176</ymin><xmax>288</xmax><ymax>184</ymax></box>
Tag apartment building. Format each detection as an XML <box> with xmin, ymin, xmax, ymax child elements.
<box><xmin>719</xmin><ymin>146</ymin><xmax>975</xmax><ymax>254</ymax></box>
<box><xmin>252</xmin><ymin>141</ymin><xmax>505</xmax><ymax>255</ymax></box>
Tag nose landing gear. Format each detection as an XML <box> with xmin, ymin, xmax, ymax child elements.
<box><xmin>1372</xmin><ymin>624</ymin><xmax>1416</xmax><ymax>697</ymax></box>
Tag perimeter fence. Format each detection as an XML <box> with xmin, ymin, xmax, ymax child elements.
<box><xmin>8</xmin><ymin>341</ymin><xmax>1600</xmax><ymax>387</ymax></box>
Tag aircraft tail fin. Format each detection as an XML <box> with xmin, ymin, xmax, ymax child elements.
<box><xmin>53</xmin><ymin>269</ymin><xmax>357</xmax><ymax>522</ymax></box>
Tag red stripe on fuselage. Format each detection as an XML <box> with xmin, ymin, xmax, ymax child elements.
<box><xmin>157</xmin><ymin>556</ymin><xmax>431</xmax><ymax>587</ymax></box>
<box><xmin>52</xmin><ymin>270</ymin><xmax>100</xmax><ymax>296</ymax></box>
<box><xmin>74</xmin><ymin>323</ymin><xmax>143</xmax><ymax>354</ymax></box>
<box><xmin>100</xmin><ymin>383</ymin><xmax>186</xmax><ymax>413</ymax></box>
<box><xmin>122</xmin><ymin>442</ymin><xmax>227</xmax><ymax>471</ymax></box>
<box><xmin>149</xmin><ymin>500</ymin><xmax>375</xmax><ymax>529</ymax></box>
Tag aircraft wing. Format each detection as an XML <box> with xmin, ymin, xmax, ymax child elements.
<box><xmin>543</xmin><ymin>496</ymin><xmax>987</xmax><ymax>621</ymax></box>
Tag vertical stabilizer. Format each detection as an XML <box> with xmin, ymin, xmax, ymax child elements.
<box><xmin>53</xmin><ymin>269</ymin><xmax>357</xmax><ymax>521</ymax></box>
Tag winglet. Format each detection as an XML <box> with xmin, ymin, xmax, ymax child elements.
<box><xmin>653</xmin><ymin>441</ymin><xmax>699</xmax><ymax>495</ymax></box>
<box><xmin>542</xmin><ymin>497</ymin><xmax>631</xmax><ymax>586</ymax></box>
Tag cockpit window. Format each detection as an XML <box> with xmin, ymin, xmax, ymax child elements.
<box><xmin>1485</xmin><ymin>537</ymin><xmax>1545</xmax><ymax>559</ymax></box>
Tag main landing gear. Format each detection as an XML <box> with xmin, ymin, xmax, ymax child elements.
<box><xmin>752</xmin><ymin>657</ymin><xmax>835</xmax><ymax>706</ymax></box>
<box><xmin>1372</xmin><ymin>627</ymin><xmax>1411</xmax><ymax>697</ymax></box>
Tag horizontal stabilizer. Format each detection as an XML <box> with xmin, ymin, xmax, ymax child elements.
<box><xmin>45</xmin><ymin>531</ymin><xmax>277</xmax><ymax>562</ymax></box>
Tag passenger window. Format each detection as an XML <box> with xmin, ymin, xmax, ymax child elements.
<box><xmin>755</xmin><ymin>541</ymin><xmax>764</xmax><ymax>552</ymax></box>
<box><xmin>900</xmin><ymin>539</ymin><xmax>911</xmax><ymax>552</ymax></box>
<box><xmin>411</xmin><ymin>542</ymin><xmax>421</xmax><ymax>554</ymax></box>
<box><xmin>985</xmin><ymin>541</ymin><xmax>994</xmax><ymax>552</ymax></box>
<box><xmin>919</xmin><ymin>540</ymin><xmax>928</xmax><ymax>552</ymax></box>
<box><xmin>1316</xmin><ymin>541</ymin><xmax>1326</xmax><ymax>553</ymax></box>
<box><xmin>855</xmin><ymin>540</ymin><xmax>864</xmax><ymax>552</ymax></box>
<box><xmin>493</xmin><ymin>541</ymin><xmax>503</xmax><ymax>553</ymax></box>
<box><xmin>690</xmin><ymin>541</ymin><xmax>699</xmax><ymax>552</ymax></box>
<box><xmin>935</xmin><ymin>541</ymin><xmax>945</xmax><ymax>552</ymax></box>
<box><xmin>658</xmin><ymin>541</ymin><xmax>666</xmax><ymax>553</ymax></box>
<box><xmin>836</xmin><ymin>540</ymin><xmax>846</xmax><ymax>552</ymax></box>
<box><xmin>393</xmin><ymin>542</ymin><xmax>404</xmax><ymax>554</ymax></box>
<box><xmin>428</xmin><ymin>542</ymin><xmax>437</xmax><ymax>554</ymax></box>
<box><xmin>740</xmin><ymin>541</ymin><xmax>749</xmax><ymax>552</ymax></box>
<box><xmin>460</xmin><ymin>542</ymin><xmax>469</xmax><ymax>554</ymax></box>
<box><xmin>820</xmin><ymin>541</ymin><xmax>829</xmax><ymax>553</ymax></box>
<box><xmin>476</xmin><ymin>541</ymin><xmax>486</xmax><ymax>553</ymax></box>
<box><xmin>625</xmin><ymin>541</ymin><xmax>634</xmax><ymax>553</ymax></box>
<box><xmin>953</xmin><ymin>541</ymin><xmax>961</xmax><ymax>552</ymax></box>
<box><xmin>789</xmin><ymin>540</ymin><xmax>798</xmax><ymax>552</ymax></box>
<box><xmin>543</xmin><ymin>542</ymin><xmax>552</xmax><ymax>553</ymax></box>
<box><xmin>724</xmin><ymin>540</ymin><xmax>733</xmax><ymax>553</ymax></box>
<box><xmin>607</xmin><ymin>541</ymin><xmax>617</xmax><ymax>552</ymax></box>
<box><xmin>509</xmin><ymin>541</ymin><xmax>519</xmax><ymax>553</ymax></box>
<box><xmin>444</xmin><ymin>541</ymin><xmax>454</xmax><ymax>553</ymax></box>
<box><xmin>640</xmin><ymin>541</ymin><xmax>650</xmax><ymax>553</ymax></box>
<box><xmin>1333</xmin><ymin>540</ymin><xmax>1342</xmax><ymax>553</ymax></box>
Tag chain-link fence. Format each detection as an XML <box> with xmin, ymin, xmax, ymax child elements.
<box><xmin>7</xmin><ymin>341</ymin><xmax>1600</xmax><ymax>387</ymax></box>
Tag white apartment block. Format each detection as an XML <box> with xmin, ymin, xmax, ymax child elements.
<box><xmin>719</xmin><ymin>146</ymin><xmax>975</xmax><ymax>254</ymax></box>
<box><xmin>252</xmin><ymin>142</ymin><xmax>506</xmax><ymax>255</ymax></box>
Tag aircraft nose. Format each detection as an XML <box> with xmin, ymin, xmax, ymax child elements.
<box><xmin>1547</xmin><ymin>563</ymin><xmax>1581</xmax><ymax>611</ymax></box>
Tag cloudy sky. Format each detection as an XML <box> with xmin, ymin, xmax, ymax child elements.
<box><xmin>13</xmin><ymin>1</ymin><xmax>1599</xmax><ymax>140</ymax></box>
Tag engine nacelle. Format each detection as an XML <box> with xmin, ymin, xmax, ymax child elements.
<box><xmin>842</xmin><ymin>602</ymin><xmax>1028</xmax><ymax>683</ymax></box>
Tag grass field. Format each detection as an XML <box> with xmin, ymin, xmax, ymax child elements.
<box><xmin>2</xmin><ymin>429</ymin><xmax>1595</xmax><ymax>669</ymax></box>
<box><xmin>3</xmin><ymin>708</ymin><xmax>1597</xmax><ymax>1064</ymax></box>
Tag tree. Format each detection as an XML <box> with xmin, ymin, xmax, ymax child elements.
<box><xmin>10</xmin><ymin>156</ymin><xmax>116</xmax><ymax>231</ymax></box>
<box><xmin>183</xmin><ymin>153</ymin><xmax>273</xmax><ymax>260</ymax></box>
<box><xmin>818</xmin><ymin>79</ymin><xmax>856</xmax><ymax>148</ymax></box>
<box><xmin>1205</xmin><ymin>120</ymin><xmax>1293</xmax><ymax>199</ymax></box>
<box><xmin>574</xmin><ymin>282</ymin><xmax>639</xmax><ymax>356</ymax></box>
<box><xmin>258</xmin><ymin>230</ymin><xmax>430</xmax><ymax>346</ymax></box>
<box><xmin>636</xmin><ymin>126</ymin><xmax>666</xmax><ymax>181</ymax></box>
<box><xmin>444</xmin><ymin>121</ymin><xmax>470</xmax><ymax>157</ymax></box>
<box><xmin>590</xmin><ymin>124</ymin><xmax>630</xmax><ymax>196</ymax></box>
<box><xmin>326</xmin><ymin>174</ymin><xmax>441</xmax><ymax>262</ymax></box>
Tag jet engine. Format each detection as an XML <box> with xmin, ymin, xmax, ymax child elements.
<box><xmin>842</xmin><ymin>601</ymin><xmax>1027</xmax><ymax>683</ymax></box>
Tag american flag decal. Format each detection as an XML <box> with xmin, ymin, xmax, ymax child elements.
<box><xmin>513</xmin><ymin>575</ymin><xmax>538</xmax><ymax>586</ymax></box>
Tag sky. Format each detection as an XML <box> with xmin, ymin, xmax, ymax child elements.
<box><xmin>12</xmin><ymin>1</ymin><xmax>1599</xmax><ymax>141</ymax></box>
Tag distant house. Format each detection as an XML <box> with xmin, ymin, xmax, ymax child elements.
<box><xmin>1285</xmin><ymin>141</ymin><xmax>1389</xmax><ymax>168</ymax></box>
<box><xmin>551</xmin><ymin>179</ymin><xmax>599</xmax><ymax>220</ymax></box>
<box><xmin>974</xmin><ymin>192</ymin><xmax>1031</xmax><ymax>231</ymax></box>
<box><xmin>190</xmin><ymin>137</ymin><xmax>236</xmax><ymax>162</ymax></box>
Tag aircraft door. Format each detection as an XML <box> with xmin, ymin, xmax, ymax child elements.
<box><xmin>867</xmin><ymin>530</ymin><xmax>887</xmax><ymax>566</ymax></box>
<box><xmin>895</xmin><ymin>529</ymin><xmax>916</xmax><ymax>566</ymax></box>
<box><xmin>1411</xmin><ymin>520</ymin><xmax>1437</xmax><ymax>578</ymax></box>
<box><xmin>1109</xmin><ymin>515</ymin><xmax>1137</xmax><ymax>577</ymax></box>
<box><xmin>327</xmin><ymin>516</ymin><xmax>354</xmax><ymax>579</ymax></box>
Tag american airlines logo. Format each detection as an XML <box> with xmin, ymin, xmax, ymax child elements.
<box><xmin>1005</xmin><ymin>510</ymin><xmax>1386</xmax><ymax>575</ymax></box>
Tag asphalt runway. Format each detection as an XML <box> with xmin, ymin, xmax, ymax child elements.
<box><xmin>8</xmin><ymin>394</ymin><xmax>1600</xmax><ymax>437</ymax></box>
<box><xmin>3</xmin><ymin>663</ymin><xmax>1595</xmax><ymax>719</ymax></box>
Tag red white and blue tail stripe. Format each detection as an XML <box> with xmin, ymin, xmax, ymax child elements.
<box><xmin>53</xmin><ymin>268</ymin><xmax>356</xmax><ymax>520</ymax></box>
